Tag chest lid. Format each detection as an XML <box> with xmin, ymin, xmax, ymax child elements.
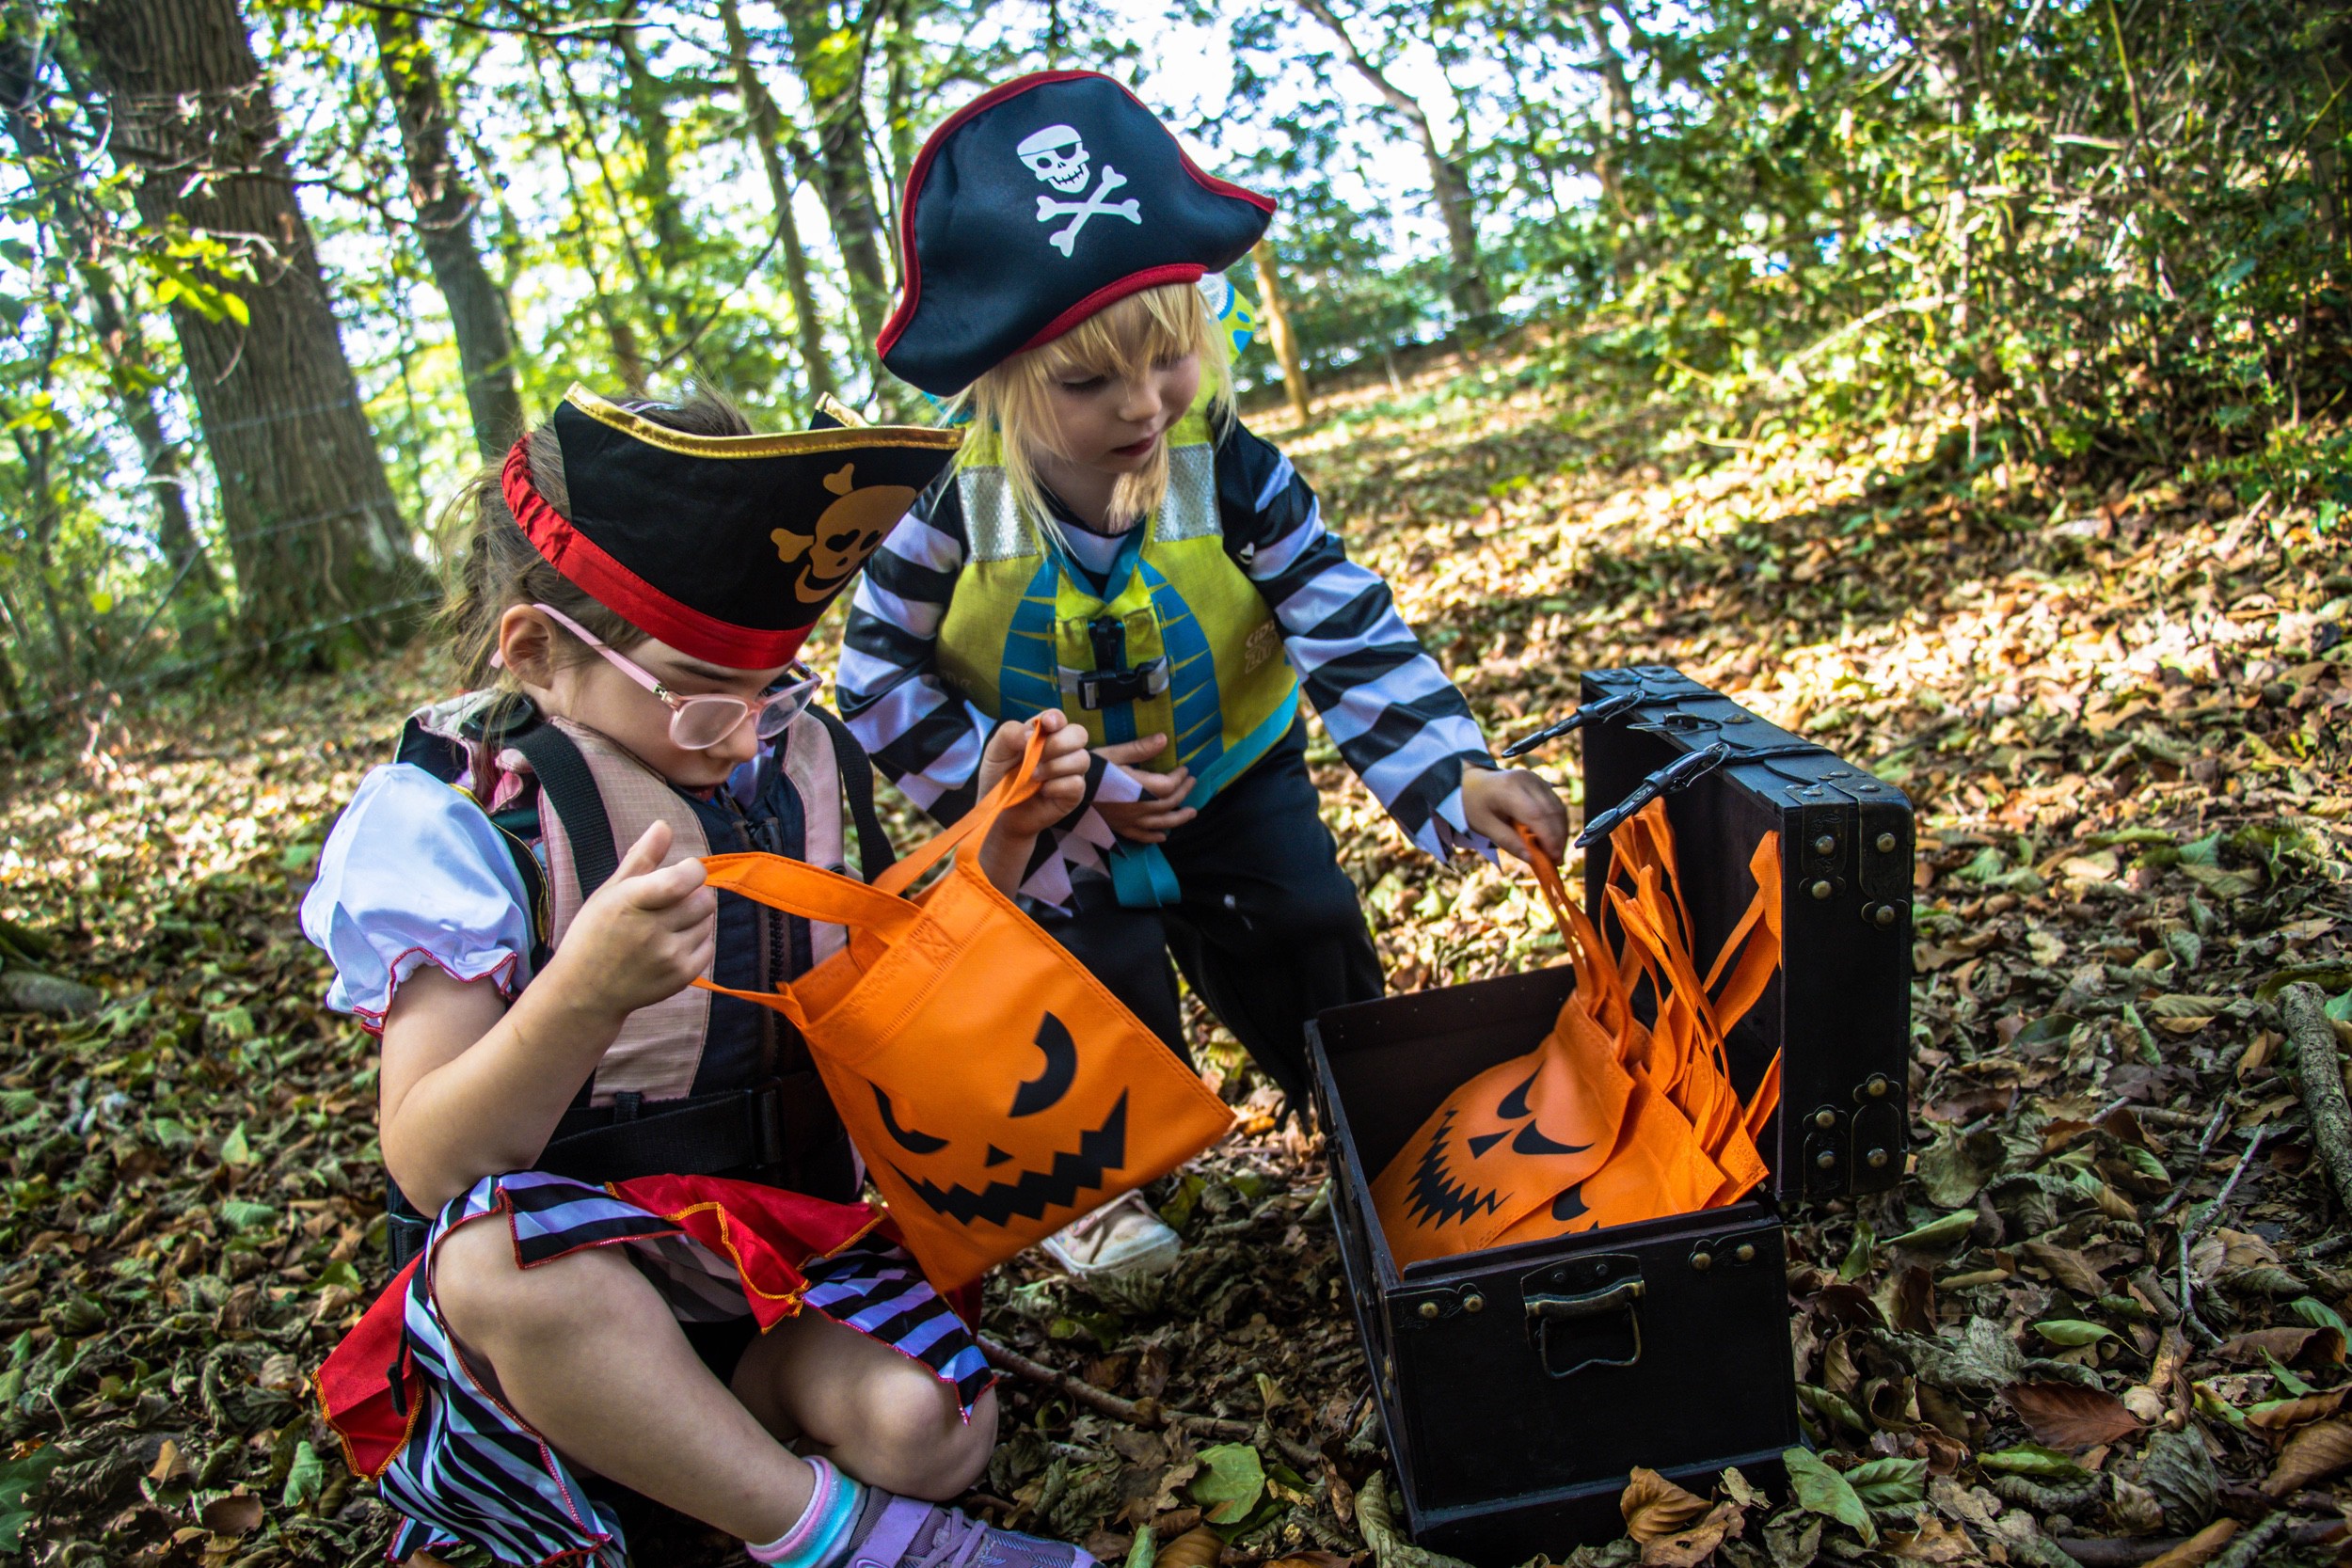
<box><xmin>1572</xmin><ymin>665</ymin><xmax>1914</xmax><ymax>1204</ymax></box>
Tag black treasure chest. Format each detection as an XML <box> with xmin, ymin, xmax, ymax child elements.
<box><xmin>1306</xmin><ymin>665</ymin><xmax>1915</xmax><ymax>1563</ymax></box>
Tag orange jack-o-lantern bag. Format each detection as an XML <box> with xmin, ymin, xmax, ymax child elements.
<box><xmin>1374</xmin><ymin>804</ymin><xmax>1783</xmax><ymax>1264</ymax></box>
<box><xmin>695</xmin><ymin>726</ymin><xmax>1233</xmax><ymax>1293</ymax></box>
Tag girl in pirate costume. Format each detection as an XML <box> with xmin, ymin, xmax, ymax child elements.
<box><xmin>303</xmin><ymin>386</ymin><xmax>1098</xmax><ymax>1568</ymax></box>
<box><xmin>839</xmin><ymin>71</ymin><xmax>1568</xmax><ymax>1275</ymax></box>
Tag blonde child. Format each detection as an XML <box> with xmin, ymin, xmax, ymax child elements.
<box><xmin>305</xmin><ymin>386</ymin><xmax>1096</xmax><ymax>1568</ymax></box>
<box><xmin>840</xmin><ymin>72</ymin><xmax>1566</xmax><ymax>1274</ymax></box>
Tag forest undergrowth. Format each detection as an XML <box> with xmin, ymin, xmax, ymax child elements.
<box><xmin>0</xmin><ymin>340</ymin><xmax>2347</xmax><ymax>1568</ymax></box>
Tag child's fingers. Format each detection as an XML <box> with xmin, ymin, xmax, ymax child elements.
<box><xmin>1036</xmin><ymin>725</ymin><xmax>1091</xmax><ymax>769</ymax></box>
<box><xmin>652</xmin><ymin>884</ymin><xmax>718</xmax><ymax>932</ymax></box>
<box><xmin>613</xmin><ymin>819</ymin><xmax>674</xmax><ymax>879</ymax></box>
<box><xmin>1092</xmin><ymin>735</ymin><xmax>1168</xmax><ymax>767</ymax></box>
<box><xmin>1029</xmin><ymin>709</ymin><xmax>1069</xmax><ymax>735</ymax></box>
<box><xmin>628</xmin><ymin>855</ymin><xmax>711</xmax><ymax>909</ymax></box>
<box><xmin>1137</xmin><ymin>768</ymin><xmax>1195</xmax><ymax>805</ymax></box>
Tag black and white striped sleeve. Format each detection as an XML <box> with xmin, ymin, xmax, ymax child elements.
<box><xmin>837</xmin><ymin>489</ymin><xmax>993</xmax><ymax>827</ymax></box>
<box><xmin>1217</xmin><ymin>419</ymin><xmax>1496</xmax><ymax>859</ymax></box>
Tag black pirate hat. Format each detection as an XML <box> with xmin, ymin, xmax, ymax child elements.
<box><xmin>501</xmin><ymin>387</ymin><xmax>961</xmax><ymax>667</ymax></box>
<box><xmin>875</xmin><ymin>71</ymin><xmax>1276</xmax><ymax>396</ymax></box>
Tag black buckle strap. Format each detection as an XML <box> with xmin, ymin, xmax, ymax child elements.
<box><xmin>1058</xmin><ymin>660</ymin><xmax>1169</xmax><ymax>710</ymax></box>
<box><xmin>536</xmin><ymin>1078</ymin><xmax>819</xmax><ymax>1186</ymax></box>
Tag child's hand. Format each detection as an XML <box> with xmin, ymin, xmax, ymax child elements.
<box><xmin>1462</xmin><ymin>767</ymin><xmax>1568</xmax><ymax>863</ymax></box>
<box><xmin>980</xmin><ymin>712</ymin><xmax>1094</xmax><ymax>837</ymax></box>
<box><xmin>1092</xmin><ymin>734</ymin><xmax>1197</xmax><ymax>844</ymax></box>
<box><xmin>550</xmin><ymin>821</ymin><xmax>717</xmax><ymax>1022</ymax></box>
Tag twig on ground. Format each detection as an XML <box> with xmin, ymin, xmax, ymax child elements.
<box><xmin>2209</xmin><ymin>1513</ymin><xmax>2295</xmax><ymax>1568</ymax></box>
<box><xmin>2280</xmin><ymin>982</ymin><xmax>2352</xmax><ymax>1217</ymax></box>
<box><xmin>979</xmin><ymin>1336</ymin><xmax>1321</xmax><ymax>1470</ymax></box>
<box><xmin>2151</xmin><ymin>1100</ymin><xmax>2233</xmax><ymax>1220</ymax></box>
<box><xmin>2176</xmin><ymin>1125</ymin><xmax>2273</xmax><ymax>1342</ymax></box>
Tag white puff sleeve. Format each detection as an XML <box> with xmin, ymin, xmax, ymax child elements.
<box><xmin>299</xmin><ymin>764</ymin><xmax>537</xmax><ymax>1031</ymax></box>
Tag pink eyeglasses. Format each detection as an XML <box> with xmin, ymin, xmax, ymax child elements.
<box><xmin>530</xmin><ymin>603</ymin><xmax>820</xmax><ymax>750</ymax></box>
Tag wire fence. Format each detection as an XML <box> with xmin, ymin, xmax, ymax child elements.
<box><xmin>1</xmin><ymin>591</ymin><xmax>442</xmax><ymax>731</ymax></box>
<box><xmin>3</xmin><ymin>388</ymin><xmax>457</xmax><ymax>736</ymax></box>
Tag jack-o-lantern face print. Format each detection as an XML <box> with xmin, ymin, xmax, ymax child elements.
<box><xmin>1372</xmin><ymin>1025</ymin><xmax>1635</xmax><ymax>1266</ymax></box>
<box><xmin>1400</xmin><ymin>1067</ymin><xmax>1599</xmax><ymax>1230</ymax></box>
<box><xmin>876</xmin><ymin>1011</ymin><xmax>1133</xmax><ymax>1227</ymax></box>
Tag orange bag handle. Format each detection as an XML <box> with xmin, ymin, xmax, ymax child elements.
<box><xmin>697</xmin><ymin>723</ymin><xmax>1048</xmax><ymax>927</ymax></box>
<box><xmin>868</xmin><ymin>723</ymin><xmax>1046</xmax><ymax>898</ymax></box>
<box><xmin>1514</xmin><ymin>827</ymin><xmax>1630</xmax><ymax>1029</ymax></box>
<box><xmin>691</xmin><ymin>724</ymin><xmax>1052</xmax><ymax>1022</ymax></box>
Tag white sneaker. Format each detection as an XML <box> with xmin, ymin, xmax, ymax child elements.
<box><xmin>1041</xmin><ymin>1191</ymin><xmax>1183</xmax><ymax>1278</ymax></box>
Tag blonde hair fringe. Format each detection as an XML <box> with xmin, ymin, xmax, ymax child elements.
<box><xmin>947</xmin><ymin>281</ymin><xmax>1233</xmax><ymax>537</ymax></box>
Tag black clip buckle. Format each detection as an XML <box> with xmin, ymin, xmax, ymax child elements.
<box><xmin>1499</xmin><ymin>689</ymin><xmax>1643</xmax><ymax>759</ymax></box>
<box><xmin>1575</xmin><ymin>740</ymin><xmax>1734</xmax><ymax>848</ymax></box>
<box><xmin>747</xmin><ymin>1082</ymin><xmax>786</xmax><ymax>1169</ymax></box>
<box><xmin>1061</xmin><ymin>659</ymin><xmax>1168</xmax><ymax>711</ymax></box>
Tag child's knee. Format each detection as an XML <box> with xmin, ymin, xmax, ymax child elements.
<box><xmin>432</xmin><ymin>1218</ymin><xmax>628</xmax><ymax>1350</ymax></box>
<box><xmin>851</xmin><ymin>1369</ymin><xmax>994</xmax><ymax>1499</ymax></box>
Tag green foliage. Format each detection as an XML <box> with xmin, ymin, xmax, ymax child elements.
<box><xmin>1511</xmin><ymin>0</ymin><xmax>2350</xmax><ymax>473</ymax></box>
<box><xmin>1781</xmin><ymin>1447</ymin><xmax>1876</xmax><ymax>1544</ymax></box>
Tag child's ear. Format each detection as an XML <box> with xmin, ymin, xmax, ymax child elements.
<box><xmin>497</xmin><ymin>604</ymin><xmax>559</xmax><ymax>687</ymax></box>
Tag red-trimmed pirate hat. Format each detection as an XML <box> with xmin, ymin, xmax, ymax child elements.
<box><xmin>876</xmin><ymin>71</ymin><xmax>1276</xmax><ymax>396</ymax></box>
<box><xmin>501</xmin><ymin>387</ymin><xmax>961</xmax><ymax>668</ymax></box>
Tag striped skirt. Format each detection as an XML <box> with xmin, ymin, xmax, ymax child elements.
<box><xmin>314</xmin><ymin>1170</ymin><xmax>992</xmax><ymax>1567</ymax></box>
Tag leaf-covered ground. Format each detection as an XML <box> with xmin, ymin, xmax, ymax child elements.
<box><xmin>2</xmin><ymin>344</ymin><xmax>2348</xmax><ymax>1568</ymax></box>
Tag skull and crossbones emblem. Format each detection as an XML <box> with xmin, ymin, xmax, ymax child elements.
<box><xmin>1015</xmin><ymin>124</ymin><xmax>1141</xmax><ymax>258</ymax></box>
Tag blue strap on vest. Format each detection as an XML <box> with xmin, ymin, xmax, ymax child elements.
<box><xmin>1105</xmin><ymin>685</ymin><xmax>1300</xmax><ymax>909</ymax></box>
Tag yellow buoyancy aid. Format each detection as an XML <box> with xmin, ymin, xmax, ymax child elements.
<box><xmin>934</xmin><ymin>396</ymin><xmax>1298</xmax><ymax>906</ymax></box>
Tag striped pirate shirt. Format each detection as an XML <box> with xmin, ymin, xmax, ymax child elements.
<box><xmin>838</xmin><ymin>413</ymin><xmax>1495</xmax><ymax>885</ymax></box>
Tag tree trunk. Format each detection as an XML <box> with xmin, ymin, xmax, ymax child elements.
<box><xmin>1250</xmin><ymin>241</ymin><xmax>1311</xmax><ymax>425</ymax></box>
<box><xmin>3</xmin><ymin>103</ymin><xmax>220</xmax><ymax>601</ymax></box>
<box><xmin>70</xmin><ymin>0</ymin><xmax>424</xmax><ymax>654</ymax></box>
<box><xmin>373</xmin><ymin>6</ymin><xmax>526</xmax><ymax>460</ymax></box>
<box><xmin>719</xmin><ymin>0</ymin><xmax>836</xmax><ymax>404</ymax></box>
<box><xmin>1291</xmin><ymin>0</ymin><xmax>1490</xmax><ymax>321</ymax></box>
<box><xmin>780</xmin><ymin>0</ymin><xmax>894</xmax><ymax>365</ymax></box>
<box><xmin>881</xmin><ymin>0</ymin><xmax>919</xmax><ymax>269</ymax></box>
<box><xmin>1573</xmin><ymin>2</ymin><xmax>1634</xmax><ymax>213</ymax></box>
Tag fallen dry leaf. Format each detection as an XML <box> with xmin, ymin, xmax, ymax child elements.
<box><xmin>1883</xmin><ymin>1515</ymin><xmax>1977</xmax><ymax>1562</ymax></box>
<box><xmin>1621</xmin><ymin>1466</ymin><xmax>1715</xmax><ymax>1544</ymax></box>
<box><xmin>1642</xmin><ymin>1500</ymin><xmax>1742</xmax><ymax>1567</ymax></box>
<box><xmin>199</xmin><ymin>1490</ymin><xmax>262</xmax><ymax>1538</ymax></box>
<box><xmin>1155</xmin><ymin>1527</ymin><xmax>1226</xmax><ymax>1568</ymax></box>
<box><xmin>2215</xmin><ymin>1326</ymin><xmax>2344</xmax><ymax>1369</ymax></box>
<box><xmin>2141</xmin><ymin>1518</ymin><xmax>2241</xmax><ymax>1568</ymax></box>
<box><xmin>2265</xmin><ymin>1415</ymin><xmax>2352</xmax><ymax>1496</ymax></box>
<box><xmin>2017</xmin><ymin>1240</ymin><xmax>2107</xmax><ymax>1296</ymax></box>
<box><xmin>2005</xmin><ymin>1381</ymin><xmax>2145</xmax><ymax>1449</ymax></box>
<box><xmin>2246</xmin><ymin>1386</ymin><xmax>2351</xmax><ymax>1434</ymax></box>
